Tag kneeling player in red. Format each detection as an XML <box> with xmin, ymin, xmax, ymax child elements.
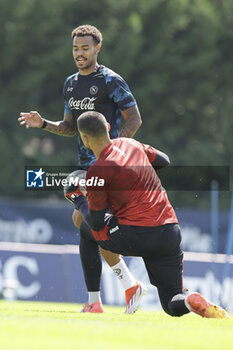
<box><xmin>65</xmin><ymin>169</ymin><xmax>147</xmax><ymax>314</ymax></box>
<box><xmin>67</xmin><ymin>111</ymin><xmax>229</xmax><ymax>319</ymax></box>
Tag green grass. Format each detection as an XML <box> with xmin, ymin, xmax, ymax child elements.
<box><xmin>0</xmin><ymin>301</ymin><xmax>232</xmax><ymax>350</ymax></box>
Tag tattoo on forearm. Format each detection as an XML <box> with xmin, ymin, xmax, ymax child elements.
<box><xmin>120</xmin><ymin>105</ymin><xmax>142</xmax><ymax>138</ymax></box>
<box><xmin>120</xmin><ymin>118</ymin><xmax>140</xmax><ymax>138</ymax></box>
<box><xmin>45</xmin><ymin>120</ymin><xmax>76</xmax><ymax>137</ymax></box>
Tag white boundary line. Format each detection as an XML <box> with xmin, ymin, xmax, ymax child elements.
<box><xmin>0</xmin><ymin>242</ymin><xmax>79</xmax><ymax>254</ymax></box>
<box><xmin>0</xmin><ymin>242</ymin><xmax>233</xmax><ymax>263</ymax></box>
<box><xmin>184</xmin><ymin>251</ymin><xmax>233</xmax><ymax>263</ymax></box>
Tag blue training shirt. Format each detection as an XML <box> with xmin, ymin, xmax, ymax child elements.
<box><xmin>63</xmin><ymin>65</ymin><xmax>137</xmax><ymax>168</ymax></box>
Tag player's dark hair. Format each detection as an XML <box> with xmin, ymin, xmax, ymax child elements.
<box><xmin>71</xmin><ymin>24</ymin><xmax>103</xmax><ymax>45</ymax></box>
<box><xmin>77</xmin><ymin>111</ymin><xmax>108</xmax><ymax>137</ymax></box>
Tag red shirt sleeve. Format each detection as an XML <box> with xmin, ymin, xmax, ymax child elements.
<box><xmin>142</xmin><ymin>143</ymin><xmax>157</xmax><ymax>163</ymax></box>
<box><xmin>86</xmin><ymin>166</ymin><xmax>108</xmax><ymax>211</ymax></box>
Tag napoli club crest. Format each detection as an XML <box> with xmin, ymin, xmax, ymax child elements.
<box><xmin>90</xmin><ymin>85</ymin><xmax>98</xmax><ymax>95</ymax></box>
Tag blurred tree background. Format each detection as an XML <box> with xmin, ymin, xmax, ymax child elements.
<box><xmin>0</xmin><ymin>0</ymin><xmax>232</xmax><ymax>207</ymax></box>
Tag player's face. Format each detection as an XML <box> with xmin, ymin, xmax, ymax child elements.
<box><xmin>73</xmin><ymin>36</ymin><xmax>101</xmax><ymax>75</ymax></box>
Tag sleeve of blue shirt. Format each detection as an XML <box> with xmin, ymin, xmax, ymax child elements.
<box><xmin>63</xmin><ymin>77</ymin><xmax>72</xmax><ymax>114</ymax></box>
<box><xmin>106</xmin><ymin>74</ymin><xmax>137</xmax><ymax>111</ymax></box>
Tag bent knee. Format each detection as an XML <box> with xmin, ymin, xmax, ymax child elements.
<box><xmin>161</xmin><ymin>304</ymin><xmax>183</xmax><ymax>317</ymax></box>
<box><xmin>166</xmin><ymin>310</ymin><xmax>184</xmax><ymax>317</ymax></box>
<box><xmin>72</xmin><ymin>209</ymin><xmax>83</xmax><ymax>228</ymax></box>
<box><xmin>166</xmin><ymin>300</ymin><xmax>189</xmax><ymax>317</ymax></box>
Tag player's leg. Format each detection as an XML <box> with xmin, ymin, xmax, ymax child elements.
<box><xmin>79</xmin><ymin>220</ymin><xmax>103</xmax><ymax>313</ymax></box>
<box><xmin>80</xmin><ymin>216</ymin><xmax>146</xmax><ymax>314</ymax></box>
<box><xmin>101</xmin><ymin>246</ymin><xmax>146</xmax><ymax>314</ymax></box>
<box><xmin>143</xmin><ymin>224</ymin><xmax>229</xmax><ymax>318</ymax></box>
<box><xmin>97</xmin><ymin>222</ymin><xmax>185</xmax><ymax>315</ymax></box>
<box><xmin>72</xmin><ymin>208</ymin><xmax>83</xmax><ymax>228</ymax></box>
<box><xmin>79</xmin><ymin>219</ymin><xmax>142</xmax><ymax>314</ymax></box>
<box><xmin>100</xmin><ymin>247</ymin><xmax>138</xmax><ymax>291</ymax></box>
<box><xmin>97</xmin><ymin>216</ymin><xmax>147</xmax><ymax>314</ymax></box>
<box><xmin>100</xmin><ymin>248</ymin><xmax>120</xmax><ymax>266</ymax></box>
<box><xmin>103</xmin><ymin>220</ymin><xmax>184</xmax><ymax>313</ymax></box>
<box><xmin>72</xmin><ymin>210</ymin><xmax>122</xmax><ymax>269</ymax></box>
<box><xmin>143</xmin><ymin>252</ymin><xmax>189</xmax><ymax>317</ymax></box>
<box><xmin>151</xmin><ymin>259</ymin><xmax>229</xmax><ymax>318</ymax></box>
<box><xmin>72</xmin><ymin>210</ymin><xmax>124</xmax><ymax>270</ymax></box>
<box><xmin>73</xmin><ymin>210</ymin><xmax>124</xmax><ymax>266</ymax></box>
<box><xmin>140</xmin><ymin>223</ymin><xmax>189</xmax><ymax>316</ymax></box>
<box><xmin>73</xmin><ymin>209</ymin><xmax>103</xmax><ymax>311</ymax></box>
<box><xmin>73</xmin><ymin>209</ymin><xmax>140</xmax><ymax>306</ymax></box>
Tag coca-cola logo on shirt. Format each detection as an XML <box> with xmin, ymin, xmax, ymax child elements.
<box><xmin>68</xmin><ymin>97</ymin><xmax>96</xmax><ymax>110</ymax></box>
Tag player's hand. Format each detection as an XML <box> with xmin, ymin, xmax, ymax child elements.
<box><xmin>64</xmin><ymin>185</ymin><xmax>84</xmax><ymax>204</ymax></box>
<box><xmin>18</xmin><ymin>111</ymin><xmax>44</xmax><ymax>128</ymax></box>
<box><xmin>64</xmin><ymin>170</ymin><xmax>87</xmax><ymax>204</ymax></box>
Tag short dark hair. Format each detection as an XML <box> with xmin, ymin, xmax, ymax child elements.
<box><xmin>77</xmin><ymin>111</ymin><xmax>108</xmax><ymax>137</ymax></box>
<box><xmin>71</xmin><ymin>24</ymin><xmax>103</xmax><ymax>45</ymax></box>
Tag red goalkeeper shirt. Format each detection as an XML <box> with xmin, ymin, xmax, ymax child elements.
<box><xmin>86</xmin><ymin>138</ymin><xmax>178</xmax><ymax>227</ymax></box>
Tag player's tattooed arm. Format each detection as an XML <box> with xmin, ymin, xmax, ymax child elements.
<box><xmin>120</xmin><ymin>105</ymin><xmax>142</xmax><ymax>138</ymax></box>
<box><xmin>18</xmin><ymin>111</ymin><xmax>77</xmax><ymax>137</ymax></box>
<box><xmin>42</xmin><ymin>112</ymin><xmax>77</xmax><ymax>137</ymax></box>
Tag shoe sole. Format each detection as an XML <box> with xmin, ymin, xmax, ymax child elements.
<box><xmin>80</xmin><ymin>303</ymin><xmax>104</xmax><ymax>313</ymax></box>
<box><xmin>125</xmin><ymin>283</ymin><xmax>147</xmax><ymax>315</ymax></box>
<box><xmin>80</xmin><ymin>308</ymin><xmax>104</xmax><ymax>313</ymax></box>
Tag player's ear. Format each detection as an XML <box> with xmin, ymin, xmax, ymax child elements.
<box><xmin>95</xmin><ymin>43</ymin><xmax>101</xmax><ymax>54</ymax></box>
<box><xmin>80</xmin><ymin>132</ymin><xmax>90</xmax><ymax>149</ymax></box>
<box><xmin>107</xmin><ymin>122</ymin><xmax>110</xmax><ymax>132</ymax></box>
<box><xmin>82</xmin><ymin>134</ymin><xmax>88</xmax><ymax>145</ymax></box>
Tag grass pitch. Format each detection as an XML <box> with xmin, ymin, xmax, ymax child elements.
<box><xmin>0</xmin><ymin>301</ymin><xmax>232</xmax><ymax>350</ymax></box>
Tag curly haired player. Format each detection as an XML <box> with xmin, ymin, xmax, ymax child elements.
<box><xmin>18</xmin><ymin>24</ymin><xmax>145</xmax><ymax>313</ymax></box>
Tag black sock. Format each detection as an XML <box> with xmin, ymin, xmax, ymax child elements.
<box><xmin>79</xmin><ymin>223</ymin><xmax>102</xmax><ymax>292</ymax></box>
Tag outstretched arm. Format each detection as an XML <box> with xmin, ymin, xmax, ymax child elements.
<box><xmin>151</xmin><ymin>150</ymin><xmax>170</xmax><ymax>170</ymax></box>
<box><xmin>18</xmin><ymin>111</ymin><xmax>77</xmax><ymax>137</ymax></box>
<box><xmin>142</xmin><ymin>143</ymin><xmax>170</xmax><ymax>170</ymax></box>
<box><xmin>119</xmin><ymin>105</ymin><xmax>142</xmax><ymax>138</ymax></box>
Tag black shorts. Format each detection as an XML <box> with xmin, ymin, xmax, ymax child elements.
<box><xmin>81</xmin><ymin>215</ymin><xmax>183</xmax><ymax>292</ymax></box>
